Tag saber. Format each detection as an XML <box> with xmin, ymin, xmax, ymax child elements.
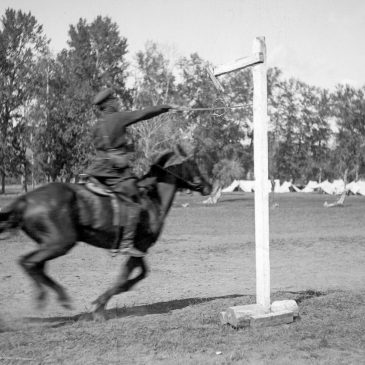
<box><xmin>171</xmin><ymin>104</ymin><xmax>250</xmax><ymax>113</ymax></box>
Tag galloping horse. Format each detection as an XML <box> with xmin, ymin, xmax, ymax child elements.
<box><xmin>0</xmin><ymin>148</ymin><xmax>212</xmax><ymax>315</ymax></box>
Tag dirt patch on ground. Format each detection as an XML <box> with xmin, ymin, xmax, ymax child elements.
<box><xmin>1</xmin><ymin>193</ymin><xmax>364</xmax><ymax>320</ymax></box>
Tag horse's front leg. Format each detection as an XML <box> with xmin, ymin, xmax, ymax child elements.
<box><xmin>92</xmin><ymin>256</ymin><xmax>148</xmax><ymax>315</ymax></box>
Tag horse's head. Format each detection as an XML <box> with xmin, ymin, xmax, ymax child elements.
<box><xmin>152</xmin><ymin>146</ymin><xmax>212</xmax><ymax>196</ymax></box>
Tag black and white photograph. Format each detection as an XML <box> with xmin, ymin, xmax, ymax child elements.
<box><xmin>0</xmin><ymin>0</ymin><xmax>364</xmax><ymax>363</ymax></box>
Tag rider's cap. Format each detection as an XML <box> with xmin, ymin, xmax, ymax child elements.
<box><xmin>93</xmin><ymin>88</ymin><xmax>114</xmax><ymax>105</ymax></box>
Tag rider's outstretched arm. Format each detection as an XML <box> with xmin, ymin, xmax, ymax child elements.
<box><xmin>122</xmin><ymin>105</ymin><xmax>172</xmax><ymax>126</ymax></box>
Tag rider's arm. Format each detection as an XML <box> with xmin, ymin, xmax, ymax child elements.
<box><xmin>121</xmin><ymin>105</ymin><xmax>172</xmax><ymax>127</ymax></box>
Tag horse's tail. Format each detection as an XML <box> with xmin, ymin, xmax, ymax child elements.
<box><xmin>0</xmin><ymin>197</ymin><xmax>26</xmax><ymax>238</ymax></box>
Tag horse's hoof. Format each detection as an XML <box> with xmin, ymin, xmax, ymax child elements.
<box><xmin>35</xmin><ymin>300</ymin><xmax>47</xmax><ymax>311</ymax></box>
<box><xmin>35</xmin><ymin>292</ymin><xmax>48</xmax><ymax>310</ymax></box>
<box><xmin>60</xmin><ymin>301</ymin><xmax>74</xmax><ymax>310</ymax></box>
<box><xmin>92</xmin><ymin>310</ymin><xmax>106</xmax><ymax>322</ymax></box>
<box><xmin>58</xmin><ymin>295</ymin><xmax>73</xmax><ymax>310</ymax></box>
<box><xmin>91</xmin><ymin>296</ymin><xmax>105</xmax><ymax>307</ymax></box>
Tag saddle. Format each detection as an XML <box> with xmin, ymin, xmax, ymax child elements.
<box><xmin>78</xmin><ymin>176</ymin><xmax>153</xmax><ymax>256</ymax></box>
<box><xmin>78</xmin><ymin>177</ymin><xmax>122</xmax><ymax>254</ymax></box>
<box><xmin>85</xmin><ymin>181</ymin><xmax>114</xmax><ymax>197</ymax></box>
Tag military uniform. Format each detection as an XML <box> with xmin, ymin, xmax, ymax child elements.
<box><xmin>88</xmin><ymin>88</ymin><xmax>172</xmax><ymax>256</ymax></box>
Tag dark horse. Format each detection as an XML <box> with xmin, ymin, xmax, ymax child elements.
<box><xmin>0</xmin><ymin>148</ymin><xmax>212</xmax><ymax>316</ymax></box>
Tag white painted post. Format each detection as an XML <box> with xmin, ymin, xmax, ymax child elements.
<box><xmin>211</xmin><ymin>36</ymin><xmax>270</xmax><ymax>310</ymax></box>
<box><xmin>216</xmin><ymin>38</ymin><xmax>297</xmax><ymax>327</ymax></box>
<box><xmin>252</xmin><ymin>37</ymin><xmax>270</xmax><ymax>309</ymax></box>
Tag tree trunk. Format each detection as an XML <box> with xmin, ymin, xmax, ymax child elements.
<box><xmin>31</xmin><ymin>151</ymin><xmax>35</xmax><ymax>190</ymax></box>
<box><xmin>1</xmin><ymin>171</ymin><xmax>5</xmax><ymax>194</ymax></box>
<box><xmin>31</xmin><ymin>169</ymin><xmax>35</xmax><ymax>190</ymax></box>
<box><xmin>324</xmin><ymin>168</ymin><xmax>349</xmax><ymax>208</ymax></box>
<box><xmin>202</xmin><ymin>180</ymin><xmax>222</xmax><ymax>204</ymax></box>
<box><xmin>343</xmin><ymin>168</ymin><xmax>348</xmax><ymax>184</ymax></box>
<box><xmin>22</xmin><ymin>173</ymin><xmax>28</xmax><ymax>193</ymax></box>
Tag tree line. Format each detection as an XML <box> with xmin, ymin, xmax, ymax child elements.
<box><xmin>1</xmin><ymin>8</ymin><xmax>365</xmax><ymax>193</ymax></box>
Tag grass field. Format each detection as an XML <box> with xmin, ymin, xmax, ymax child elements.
<box><xmin>0</xmin><ymin>190</ymin><xmax>365</xmax><ymax>364</ymax></box>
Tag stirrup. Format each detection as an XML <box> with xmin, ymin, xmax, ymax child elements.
<box><xmin>119</xmin><ymin>247</ymin><xmax>145</xmax><ymax>257</ymax></box>
<box><xmin>110</xmin><ymin>249</ymin><xmax>120</xmax><ymax>257</ymax></box>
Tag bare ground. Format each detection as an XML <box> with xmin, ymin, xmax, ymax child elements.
<box><xmin>0</xmin><ymin>192</ymin><xmax>364</xmax><ymax>321</ymax></box>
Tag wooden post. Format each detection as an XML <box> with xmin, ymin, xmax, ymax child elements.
<box><xmin>212</xmin><ymin>37</ymin><xmax>270</xmax><ymax>309</ymax></box>
<box><xmin>212</xmin><ymin>37</ymin><xmax>297</xmax><ymax>327</ymax></box>
<box><xmin>252</xmin><ymin>37</ymin><xmax>270</xmax><ymax>310</ymax></box>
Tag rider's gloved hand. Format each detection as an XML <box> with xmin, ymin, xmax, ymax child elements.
<box><xmin>160</xmin><ymin>104</ymin><xmax>174</xmax><ymax>111</ymax></box>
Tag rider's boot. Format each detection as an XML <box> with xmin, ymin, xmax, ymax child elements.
<box><xmin>118</xmin><ymin>203</ymin><xmax>145</xmax><ymax>257</ymax></box>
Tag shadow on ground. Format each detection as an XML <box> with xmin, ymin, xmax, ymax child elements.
<box><xmin>23</xmin><ymin>289</ymin><xmax>325</xmax><ymax>327</ymax></box>
<box><xmin>0</xmin><ymin>290</ymin><xmax>325</xmax><ymax>332</ymax></box>
<box><xmin>23</xmin><ymin>293</ymin><xmax>247</xmax><ymax>327</ymax></box>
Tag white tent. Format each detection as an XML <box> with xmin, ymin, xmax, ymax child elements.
<box><xmin>222</xmin><ymin>180</ymin><xmax>240</xmax><ymax>193</ymax></box>
<box><xmin>332</xmin><ymin>179</ymin><xmax>346</xmax><ymax>194</ymax></box>
<box><xmin>291</xmin><ymin>184</ymin><xmax>302</xmax><ymax>192</ymax></box>
<box><xmin>238</xmin><ymin>180</ymin><xmax>255</xmax><ymax>192</ymax></box>
<box><xmin>222</xmin><ymin>179</ymin><xmax>365</xmax><ymax>195</ymax></box>
<box><xmin>346</xmin><ymin>181</ymin><xmax>359</xmax><ymax>195</ymax></box>
<box><xmin>316</xmin><ymin>179</ymin><xmax>345</xmax><ymax>195</ymax></box>
<box><xmin>222</xmin><ymin>180</ymin><xmax>271</xmax><ymax>193</ymax></box>
<box><xmin>356</xmin><ymin>181</ymin><xmax>365</xmax><ymax>195</ymax></box>
<box><xmin>274</xmin><ymin>180</ymin><xmax>292</xmax><ymax>193</ymax></box>
<box><xmin>318</xmin><ymin>180</ymin><xmax>336</xmax><ymax>195</ymax></box>
<box><xmin>346</xmin><ymin>181</ymin><xmax>365</xmax><ymax>196</ymax></box>
<box><xmin>302</xmin><ymin>180</ymin><xmax>319</xmax><ymax>193</ymax></box>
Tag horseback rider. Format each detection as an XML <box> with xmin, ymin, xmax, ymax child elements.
<box><xmin>87</xmin><ymin>88</ymin><xmax>173</xmax><ymax>257</ymax></box>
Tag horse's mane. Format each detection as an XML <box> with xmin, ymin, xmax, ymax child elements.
<box><xmin>141</xmin><ymin>151</ymin><xmax>174</xmax><ymax>179</ymax></box>
<box><xmin>152</xmin><ymin>150</ymin><xmax>175</xmax><ymax>168</ymax></box>
<box><xmin>139</xmin><ymin>147</ymin><xmax>189</xmax><ymax>187</ymax></box>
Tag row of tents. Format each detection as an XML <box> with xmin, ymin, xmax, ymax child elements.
<box><xmin>221</xmin><ymin>179</ymin><xmax>365</xmax><ymax>195</ymax></box>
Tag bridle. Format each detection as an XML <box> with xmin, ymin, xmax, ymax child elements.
<box><xmin>155</xmin><ymin>162</ymin><xmax>203</xmax><ymax>191</ymax></box>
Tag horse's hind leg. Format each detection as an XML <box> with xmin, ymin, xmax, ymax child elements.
<box><xmin>92</xmin><ymin>257</ymin><xmax>148</xmax><ymax>314</ymax></box>
<box><xmin>20</xmin><ymin>200</ymin><xmax>78</xmax><ymax>310</ymax></box>
<box><xmin>19</xmin><ymin>244</ymin><xmax>75</xmax><ymax>309</ymax></box>
<box><xmin>19</xmin><ymin>253</ymin><xmax>47</xmax><ymax>308</ymax></box>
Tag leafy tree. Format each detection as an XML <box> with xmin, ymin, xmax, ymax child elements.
<box><xmin>68</xmin><ymin>16</ymin><xmax>131</xmax><ymax>102</ymax></box>
<box><xmin>8</xmin><ymin>102</ymin><xmax>37</xmax><ymax>190</ymax></box>
<box><xmin>270</xmin><ymin>78</ymin><xmax>332</xmax><ymax>183</ymax></box>
<box><xmin>267</xmin><ymin>67</ymin><xmax>284</xmax><ymax>181</ymax></box>
<box><xmin>301</xmin><ymin>87</ymin><xmax>332</xmax><ymax>182</ymax></box>
<box><xmin>177</xmin><ymin>53</ymin><xmax>251</xmax><ymax>185</ymax></box>
<box><xmin>130</xmin><ymin>42</ymin><xmax>180</xmax><ymax>175</ymax></box>
<box><xmin>270</xmin><ymin>78</ymin><xmax>301</xmax><ymax>181</ymax></box>
<box><xmin>0</xmin><ymin>8</ymin><xmax>49</xmax><ymax>192</ymax></box>
<box><xmin>33</xmin><ymin>16</ymin><xmax>131</xmax><ymax>181</ymax></box>
<box><xmin>331</xmin><ymin>85</ymin><xmax>365</xmax><ymax>182</ymax></box>
<box><xmin>211</xmin><ymin>147</ymin><xmax>247</xmax><ymax>187</ymax></box>
<box><xmin>33</xmin><ymin>52</ymin><xmax>94</xmax><ymax>181</ymax></box>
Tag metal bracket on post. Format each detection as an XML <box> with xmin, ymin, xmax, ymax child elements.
<box><xmin>213</xmin><ymin>52</ymin><xmax>264</xmax><ymax>77</ymax></box>
<box><xmin>206</xmin><ymin>67</ymin><xmax>225</xmax><ymax>93</ymax></box>
<box><xmin>207</xmin><ymin>50</ymin><xmax>264</xmax><ymax>96</ymax></box>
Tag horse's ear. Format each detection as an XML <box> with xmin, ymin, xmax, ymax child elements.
<box><xmin>153</xmin><ymin>146</ymin><xmax>192</xmax><ymax>169</ymax></box>
<box><xmin>153</xmin><ymin>151</ymin><xmax>175</xmax><ymax>167</ymax></box>
<box><xmin>175</xmin><ymin>144</ymin><xmax>188</xmax><ymax>157</ymax></box>
<box><xmin>160</xmin><ymin>146</ymin><xmax>188</xmax><ymax>168</ymax></box>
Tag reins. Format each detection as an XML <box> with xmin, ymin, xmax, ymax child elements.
<box><xmin>155</xmin><ymin>163</ymin><xmax>199</xmax><ymax>189</ymax></box>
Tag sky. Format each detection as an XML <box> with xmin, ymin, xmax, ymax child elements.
<box><xmin>1</xmin><ymin>0</ymin><xmax>364</xmax><ymax>90</ymax></box>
